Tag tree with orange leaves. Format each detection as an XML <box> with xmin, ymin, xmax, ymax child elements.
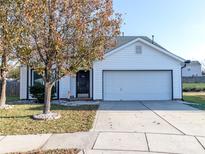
<box><xmin>16</xmin><ymin>0</ymin><xmax>121</xmax><ymax>119</ymax></box>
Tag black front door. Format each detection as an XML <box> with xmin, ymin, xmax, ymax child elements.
<box><xmin>76</xmin><ymin>70</ymin><xmax>90</xmax><ymax>98</ymax></box>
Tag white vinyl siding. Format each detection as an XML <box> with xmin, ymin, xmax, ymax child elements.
<box><xmin>20</xmin><ymin>65</ymin><xmax>27</xmax><ymax>99</ymax></box>
<box><xmin>70</xmin><ymin>76</ymin><xmax>76</xmax><ymax>98</ymax></box>
<box><xmin>59</xmin><ymin>76</ymin><xmax>70</xmax><ymax>99</ymax></box>
<box><xmin>182</xmin><ymin>63</ymin><xmax>202</xmax><ymax>77</ymax></box>
<box><xmin>93</xmin><ymin>41</ymin><xmax>182</xmax><ymax>100</ymax></box>
<box><xmin>20</xmin><ymin>39</ymin><xmax>183</xmax><ymax>100</ymax></box>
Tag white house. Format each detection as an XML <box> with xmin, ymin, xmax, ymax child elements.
<box><xmin>20</xmin><ymin>36</ymin><xmax>185</xmax><ymax>101</ymax></box>
<box><xmin>182</xmin><ymin>61</ymin><xmax>202</xmax><ymax>77</ymax></box>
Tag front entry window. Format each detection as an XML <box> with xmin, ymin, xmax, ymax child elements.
<box><xmin>76</xmin><ymin>70</ymin><xmax>90</xmax><ymax>98</ymax></box>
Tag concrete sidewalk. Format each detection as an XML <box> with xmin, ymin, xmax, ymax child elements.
<box><xmin>1</xmin><ymin>132</ymin><xmax>205</xmax><ymax>154</ymax></box>
<box><xmin>0</xmin><ymin>132</ymin><xmax>98</xmax><ymax>154</ymax></box>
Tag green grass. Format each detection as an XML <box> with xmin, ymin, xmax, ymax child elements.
<box><xmin>0</xmin><ymin>104</ymin><xmax>98</xmax><ymax>135</ymax></box>
<box><xmin>9</xmin><ymin>149</ymin><xmax>79</xmax><ymax>154</ymax></box>
<box><xmin>183</xmin><ymin>95</ymin><xmax>205</xmax><ymax>104</ymax></box>
<box><xmin>183</xmin><ymin>83</ymin><xmax>205</xmax><ymax>89</ymax></box>
<box><xmin>183</xmin><ymin>93</ymin><xmax>205</xmax><ymax>110</ymax></box>
<box><xmin>7</xmin><ymin>96</ymin><xmax>20</xmax><ymax>102</ymax></box>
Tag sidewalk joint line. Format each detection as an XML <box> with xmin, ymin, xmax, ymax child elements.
<box><xmin>91</xmin><ymin>107</ymin><xmax>101</xmax><ymax>131</ymax></box>
<box><xmin>91</xmin><ymin>148</ymin><xmax>179</xmax><ymax>154</ymax></box>
<box><xmin>94</xmin><ymin>130</ymin><xmax>205</xmax><ymax>138</ymax></box>
<box><xmin>96</xmin><ymin>130</ymin><xmax>183</xmax><ymax>136</ymax></box>
<box><xmin>150</xmin><ymin>150</ymin><xmax>181</xmax><ymax>154</ymax></box>
<box><xmin>0</xmin><ymin>136</ymin><xmax>6</xmax><ymax>142</ymax></box>
<box><xmin>95</xmin><ymin>131</ymin><xmax>205</xmax><ymax>138</ymax></box>
<box><xmin>39</xmin><ymin>134</ymin><xmax>53</xmax><ymax>150</ymax></box>
<box><xmin>144</xmin><ymin>133</ymin><xmax>150</xmax><ymax>152</ymax></box>
<box><xmin>82</xmin><ymin>149</ymin><xmax>86</xmax><ymax>154</ymax></box>
<box><xmin>91</xmin><ymin>132</ymin><xmax>100</xmax><ymax>149</ymax></box>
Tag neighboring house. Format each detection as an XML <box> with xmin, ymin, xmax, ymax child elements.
<box><xmin>182</xmin><ymin>61</ymin><xmax>202</xmax><ymax>77</ymax></box>
<box><xmin>20</xmin><ymin>36</ymin><xmax>185</xmax><ymax>101</ymax></box>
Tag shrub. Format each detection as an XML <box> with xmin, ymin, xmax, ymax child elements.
<box><xmin>183</xmin><ymin>87</ymin><xmax>205</xmax><ymax>92</ymax></box>
<box><xmin>183</xmin><ymin>88</ymin><xmax>190</xmax><ymax>92</ymax></box>
<box><xmin>195</xmin><ymin>88</ymin><xmax>202</xmax><ymax>92</ymax></box>
<box><xmin>30</xmin><ymin>82</ymin><xmax>56</xmax><ymax>103</ymax></box>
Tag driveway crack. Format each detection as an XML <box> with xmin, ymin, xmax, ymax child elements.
<box><xmin>140</xmin><ymin>101</ymin><xmax>186</xmax><ymax>135</ymax></box>
<box><xmin>194</xmin><ymin>136</ymin><xmax>205</xmax><ymax>151</ymax></box>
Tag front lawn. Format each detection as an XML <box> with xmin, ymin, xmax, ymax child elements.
<box><xmin>184</xmin><ymin>94</ymin><xmax>205</xmax><ymax>105</ymax></box>
<box><xmin>183</xmin><ymin>93</ymin><xmax>205</xmax><ymax>110</ymax></box>
<box><xmin>0</xmin><ymin>104</ymin><xmax>98</xmax><ymax>135</ymax></box>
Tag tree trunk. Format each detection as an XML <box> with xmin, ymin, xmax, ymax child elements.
<box><xmin>0</xmin><ymin>76</ymin><xmax>6</xmax><ymax>106</ymax></box>
<box><xmin>0</xmin><ymin>52</ymin><xmax>7</xmax><ymax>107</ymax></box>
<box><xmin>43</xmin><ymin>82</ymin><xmax>52</xmax><ymax>114</ymax></box>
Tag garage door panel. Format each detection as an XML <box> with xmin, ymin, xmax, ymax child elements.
<box><xmin>103</xmin><ymin>71</ymin><xmax>172</xmax><ymax>101</ymax></box>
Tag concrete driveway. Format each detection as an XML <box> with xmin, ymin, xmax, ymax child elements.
<box><xmin>90</xmin><ymin>101</ymin><xmax>205</xmax><ymax>154</ymax></box>
<box><xmin>1</xmin><ymin>101</ymin><xmax>205</xmax><ymax>154</ymax></box>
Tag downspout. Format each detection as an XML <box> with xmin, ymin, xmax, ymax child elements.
<box><xmin>92</xmin><ymin>68</ymin><xmax>94</xmax><ymax>100</ymax></box>
<box><xmin>57</xmin><ymin>80</ymin><xmax>60</xmax><ymax>100</ymax></box>
<box><xmin>181</xmin><ymin>60</ymin><xmax>191</xmax><ymax>101</ymax></box>
<box><xmin>26</xmin><ymin>66</ymin><xmax>29</xmax><ymax>100</ymax></box>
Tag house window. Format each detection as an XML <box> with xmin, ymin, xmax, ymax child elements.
<box><xmin>136</xmin><ymin>46</ymin><xmax>142</xmax><ymax>54</ymax></box>
<box><xmin>31</xmin><ymin>70</ymin><xmax>58</xmax><ymax>98</ymax></box>
<box><xmin>33</xmin><ymin>72</ymin><xmax>44</xmax><ymax>85</ymax></box>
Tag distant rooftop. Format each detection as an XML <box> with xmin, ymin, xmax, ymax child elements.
<box><xmin>189</xmin><ymin>61</ymin><xmax>201</xmax><ymax>65</ymax></box>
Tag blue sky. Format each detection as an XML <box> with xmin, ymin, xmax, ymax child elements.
<box><xmin>113</xmin><ymin>0</ymin><xmax>205</xmax><ymax>62</ymax></box>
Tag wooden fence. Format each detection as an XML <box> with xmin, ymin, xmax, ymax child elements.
<box><xmin>0</xmin><ymin>80</ymin><xmax>20</xmax><ymax>97</ymax></box>
<box><xmin>182</xmin><ymin>76</ymin><xmax>205</xmax><ymax>83</ymax></box>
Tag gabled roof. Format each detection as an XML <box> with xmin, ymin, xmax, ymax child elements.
<box><xmin>106</xmin><ymin>36</ymin><xmax>165</xmax><ymax>52</ymax></box>
<box><xmin>106</xmin><ymin>36</ymin><xmax>185</xmax><ymax>63</ymax></box>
